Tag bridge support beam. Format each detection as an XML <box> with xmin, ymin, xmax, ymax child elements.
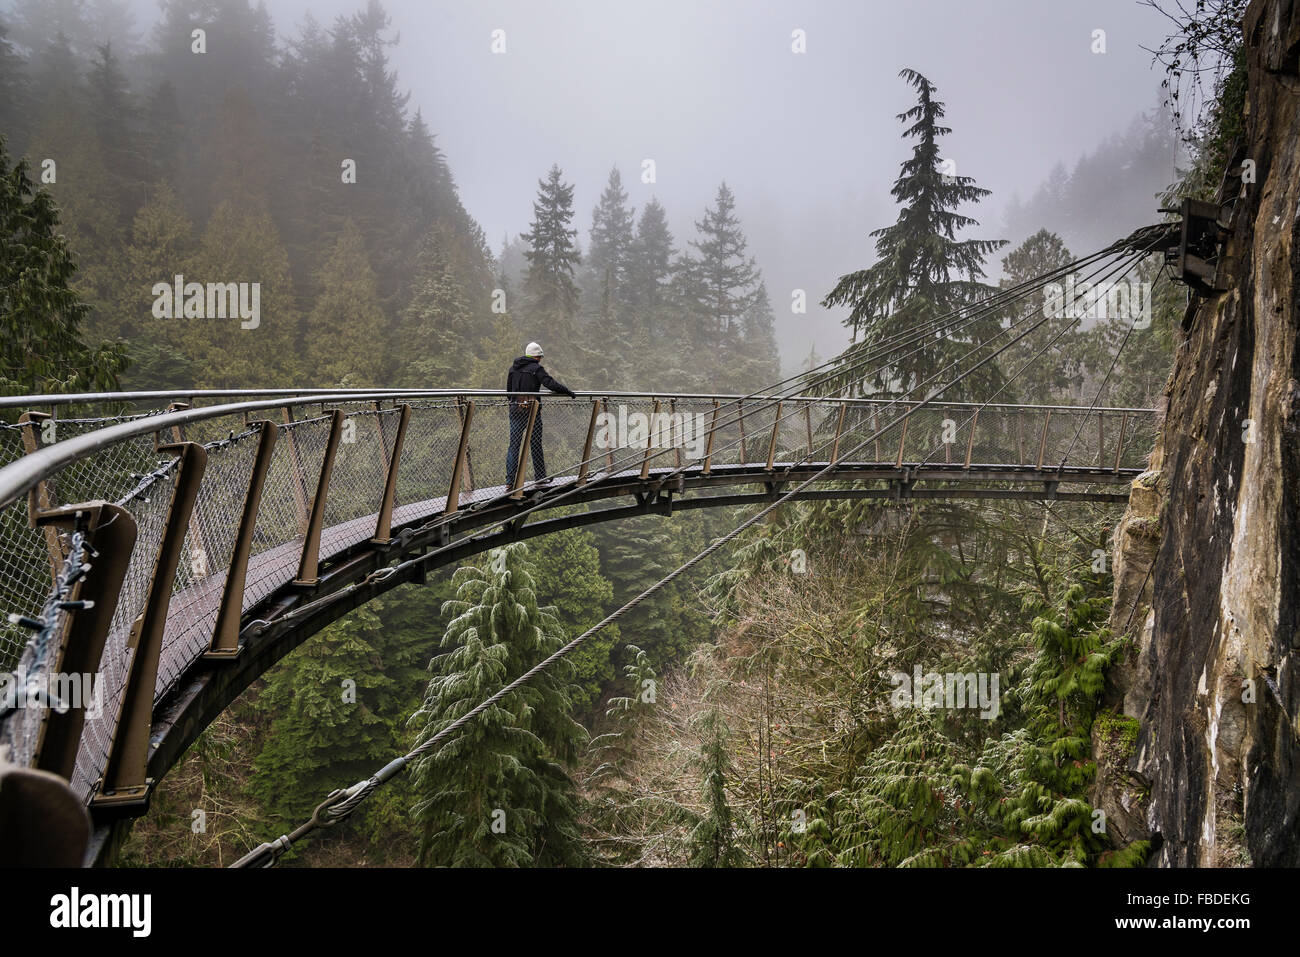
<box><xmin>294</xmin><ymin>409</ymin><xmax>344</xmax><ymax>587</ymax></box>
<box><xmin>445</xmin><ymin>400</ymin><xmax>474</xmax><ymax>513</ymax></box>
<box><xmin>766</xmin><ymin>402</ymin><xmax>782</xmax><ymax>470</ymax></box>
<box><xmin>371</xmin><ymin>404</ymin><xmax>410</xmax><ymax>543</ymax></box>
<box><xmin>577</xmin><ymin>398</ymin><xmax>601</xmax><ymax>486</ymax></box>
<box><xmin>207</xmin><ymin>421</ymin><xmax>277</xmax><ymax>660</ymax></box>
<box><xmin>895</xmin><ymin>407</ymin><xmax>911</xmax><ymax>468</ymax></box>
<box><xmin>509</xmin><ymin>399</ymin><xmax>539</xmax><ymax>500</ymax></box>
<box><xmin>737</xmin><ymin>400</ymin><xmax>747</xmax><ymax>463</ymax></box>
<box><xmin>18</xmin><ymin>411</ymin><xmax>64</xmax><ymax>579</ymax></box>
<box><xmin>1036</xmin><ymin>410</ymin><xmax>1052</xmax><ymax>469</ymax></box>
<box><xmin>964</xmin><ymin>409</ymin><xmax>979</xmax><ymax>468</ymax></box>
<box><xmin>31</xmin><ymin>503</ymin><xmax>136</xmax><ymax>783</ymax></box>
<box><xmin>702</xmin><ymin>400</ymin><xmax>719</xmax><ymax>475</ymax></box>
<box><xmin>93</xmin><ymin>440</ymin><xmax>206</xmax><ymax>819</ymax></box>
<box><xmin>640</xmin><ymin>399</ymin><xmax>661</xmax><ymax>480</ymax></box>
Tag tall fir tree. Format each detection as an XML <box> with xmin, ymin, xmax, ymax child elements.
<box><xmin>520</xmin><ymin>163</ymin><xmax>581</xmax><ymax>335</ymax></box>
<box><xmin>398</xmin><ymin>222</ymin><xmax>474</xmax><ymax>384</ymax></box>
<box><xmin>527</xmin><ymin>527</ymin><xmax>619</xmax><ymax>710</ymax></box>
<box><xmin>0</xmin><ymin>23</ymin><xmax>29</xmax><ymax>154</ymax></box>
<box><xmin>626</xmin><ymin>196</ymin><xmax>675</xmax><ymax>344</ymax></box>
<box><xmin>822</xmin><ymin>69</ymin><xmax>1006</xmax><ymax>398</ymax></box>
<box><xmin>87</xmin><ymin>42</ymin><xmax>146</xmax><ymax>221</ymax></box>
<box><xmin>249</xmin><ymin>604</ymin><xmax>403</xmax><ymax>832</ymax></box>
<box><xmin>595</xmin><ymin>517</ymin><xmax>712</xmax><ymax>670</ymax></box>
<box><xmin>682</xmin><ymin>182</ymin><xmax>761</xmax><ymax>367</ymax></box>
<box><xmin>409</xmin><ymin>543</ymin><xmax>588</xmax><ymax>867</ymax></box>
<box><xmin>0</xmin><ymin>136</ymin><xmax>127</xmax><ymax>397</ymax></box>
<box><xmin>585</xmin><ymin>165</ymin><xmax>635</xmax><ymax>323</ymax></box>
<box><xmin>737</xmin><ymin>280</ymin><xmax>781</xmax><ymax>382</ymax></box>
<box><xmin>307</xmin><ymin>219</ymin><xmax>388</xmax><ymax>385</ymax></box>
<box><xmin>687</xmin><ymin>707</ymin><xmax>746</xmax><ymax>867</ymax></box>
<box><xmin>997</xmin><ymin>229</ymin><xmax>1082</xmax><ymax>404</ymax></box>
<box><xmin>185</xmin><ymin>198</ymin><xmax>299</xmax><ymax>387</ymax></box>
<box><xmin>108</xmin><ymin>181</ymin><xmax>196</xmax><ymax>388</ymax></box>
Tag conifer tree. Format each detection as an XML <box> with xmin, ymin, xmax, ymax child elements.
<box><xmin>87</xmin><ymin>42</ymin><xmax>146</xmax><ymax>220</ymax></box>
<box><xmin>250</xmin><ymin>605</ymin><xmax>401</xmax><ymax>829</ymax></box>
<box><xmin>737</xmin><ymin>280</ymin><xmax>781</xmax><ymax>382</ymax></box>
<box><xmin>0</xmin><ymin>24</ymin><xmax>29</xmax><ymax>153</ymax></box>
<box><xmin>683</xmin><ymin>182</ymin><xmax>760</xmax><ymax>363</ymax></box>
<box><xmin>186</xmin><ymin>198</ymin><xmax>299</xmax><ymax>387</ymax></box>
<box><xmin>28</xmin><ymin>91</ymin><xmax>124</xmax><ymax>323</ymax></box>
<box><xmin>687</xmin><ymin>707</ymin><xmax>746</xmax><ymax>867</ymax></box>
<box><xmin>409</xmin><ymin>543</ymin><xmax>588</xmax><ymax>867</ymax></box>
<box><xmin>110</xmin><ymin>182</ymin><xmax>196</xmax><ymax>388</ymax></box>
<box><xmin>142</xmin><ymin>79</ymin><xmax>185</xmax><ymax>187</ymax></box>
<box><xmin>397</xmin><ymin>223</ymin><xmax>472</xmax><ymax>384</ymax></box>
<box><xmin>527</xmin><ymin>528</ymin><xmax>619</xmax><ymax>710</ymax></box>
<box><xmin>587</xmin><ymin>644</ymin><xmax>659</xmax><ymax>780</ymax></box>
<box><xmin>469</xmin><ymin>312</ymin><xmax>520</xmax><ymax>390</ymax></box>
<box><xmin>585</xmin><ymin>166</ymin><xmax>635</xmax><ymax>323</ymax></box>
<box><xmin>595</xmin><ymin>518</ymin><xmax>712</xmax><ymax>669</ymax></box>
<box><xmin>0</xmin><ymin>136</ymin><xmax>127</xmax><ymax>396</ymax></box>
<box><xmin>823</xmin><ymin>69</ymin><xmax>1005</xmax><ymax>398</ymax></box>
<box><xmin>998</xmin><ymin>229</ymin><xmax>1081</xmax><ymax>404</ymax></box>
<box><xmin>307</xmin><ymin>219</ymin><xmax>388</xmax><ymax>385</ymax></box>
<box><xmin>626</xmin><ymin>197</ymin><xmax>674</xmax><ymax>341</ymax></box>
<box><xmin>583</xmin><ymin>645</ymin><xmax>661</xmax><ymax>866</ymax></box>
<box><xmin>521</xmin><ymin>163</ymin><xmax>581</xmax><ymax>333</ymax></box>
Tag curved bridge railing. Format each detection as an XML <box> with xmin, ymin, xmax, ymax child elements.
<box><xmin>0</xmin><ymin>387</ymin><xmax>1157</xmax><ymax>828</ymax></box>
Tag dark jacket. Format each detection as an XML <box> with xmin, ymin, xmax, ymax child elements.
<box><xmin>506</xmin><ymin>356</ymin><xmax>576</xmax><ymax>404</ymax></box>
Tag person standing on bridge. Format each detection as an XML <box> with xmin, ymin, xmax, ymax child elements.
<box><xmin>506</xmin><ymin>341</ymin><xmax>577</xmax><ymax>487</ymax></box>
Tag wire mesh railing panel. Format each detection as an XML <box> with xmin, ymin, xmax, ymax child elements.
<box><xmin>1120</xmin><ymin>412</ymin><xmax>1158</xmax><ymax>471</ymax></box>
<box><xmin>907</xmin><ymin>405</ymin><xmax>966</xmax><ymax>466</ymax></box>
<box><xmin>319</xmin><ymin>410</ymin><xmax>390</xmax><ymax>552</ymax></box>
<box><xmin>397</xmin><ymin>400</ymin><xmax>474</xmax><ymax>512</ymax></box>
<box><xmin>708</xmin><ymin>400</ymin><xmax>746</xmax><ymax>468</ymax></box>
<box><xmin>239</xmin><ymin>417</ymin><xmax>330</xmax><ymax>613</ymax></box>
<box><xmin>584</xmin><ymin>397</ymin><xmax>660</xmax><ymax>474</ymax></box>
<box><xmin>660</xmin><ymin>398</ymin><xmax>717</xmax><ymax>469</ymax></box>
<box><xmin>0</xmin><ymin>427</ymin><xmax>53</xmax><ymax>673</ymax></box>
<box><xmin>538</xmin><ymin>397</ymin><xmax>598</xmax><ymax>476</ymax></box>
<box><xmin>153</xmin><ymin>427</ymin><xmax>264</xmax><ymax>703</ymax></box>
<box><xmin>771</xmin><ymin>401</ymin><xmax>814</xmax><ymax>463</ymax></box>
<box><xmin>801</xmin><ymin>401</ymin><xmax>841</xmax><ymax>462</ymax></box>
<box><xmin>45</xmin><ymin>425</ymin><xmax>165</xmax><ymax>513</ymax></box>
<box><xmin>459</xmin><ymin>398</ymin><xmax>512</xmax><ymax>498</ymax></box>
<box><xmin>72</xmin><ymin>468</ymin><xmax>180</xmax><ymax>801</ymax></box>
<box><xmin>960</xmin><ymin>409</ymin><xmax>1004</xmax><ymax>468</ymax></box>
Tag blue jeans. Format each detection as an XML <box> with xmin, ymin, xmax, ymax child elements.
<box><xmin>506</xmin><ymin>404</ymin><xmax>546</xmax><ymax>484</ymax></box>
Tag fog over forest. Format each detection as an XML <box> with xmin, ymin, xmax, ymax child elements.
<box><xmin>2</xmin><ymin>0</ymin><xmax>1181</xmax><ymax>373</ymax></box>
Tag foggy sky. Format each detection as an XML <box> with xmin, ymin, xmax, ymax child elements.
<box><xmin>30</xmin><ymin>0</ymin><xmax>1182</xmax><ymax>370</ymax></box>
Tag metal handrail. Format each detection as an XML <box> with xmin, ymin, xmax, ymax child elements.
<box><xmin>0</xmin><ymin>387</ymin><xmax>1159</xmax><ymax>510</ymax></box>
<box><xmin>0</xmin><ymin>386</ymin><xmax>1159</xmax><ymax>415</ymax></box>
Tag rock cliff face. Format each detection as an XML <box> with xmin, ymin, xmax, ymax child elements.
<box><xmin>1103</xmin><ymin>0</ymin><xmax>1300</xmax><ymax>866</ymax></box>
